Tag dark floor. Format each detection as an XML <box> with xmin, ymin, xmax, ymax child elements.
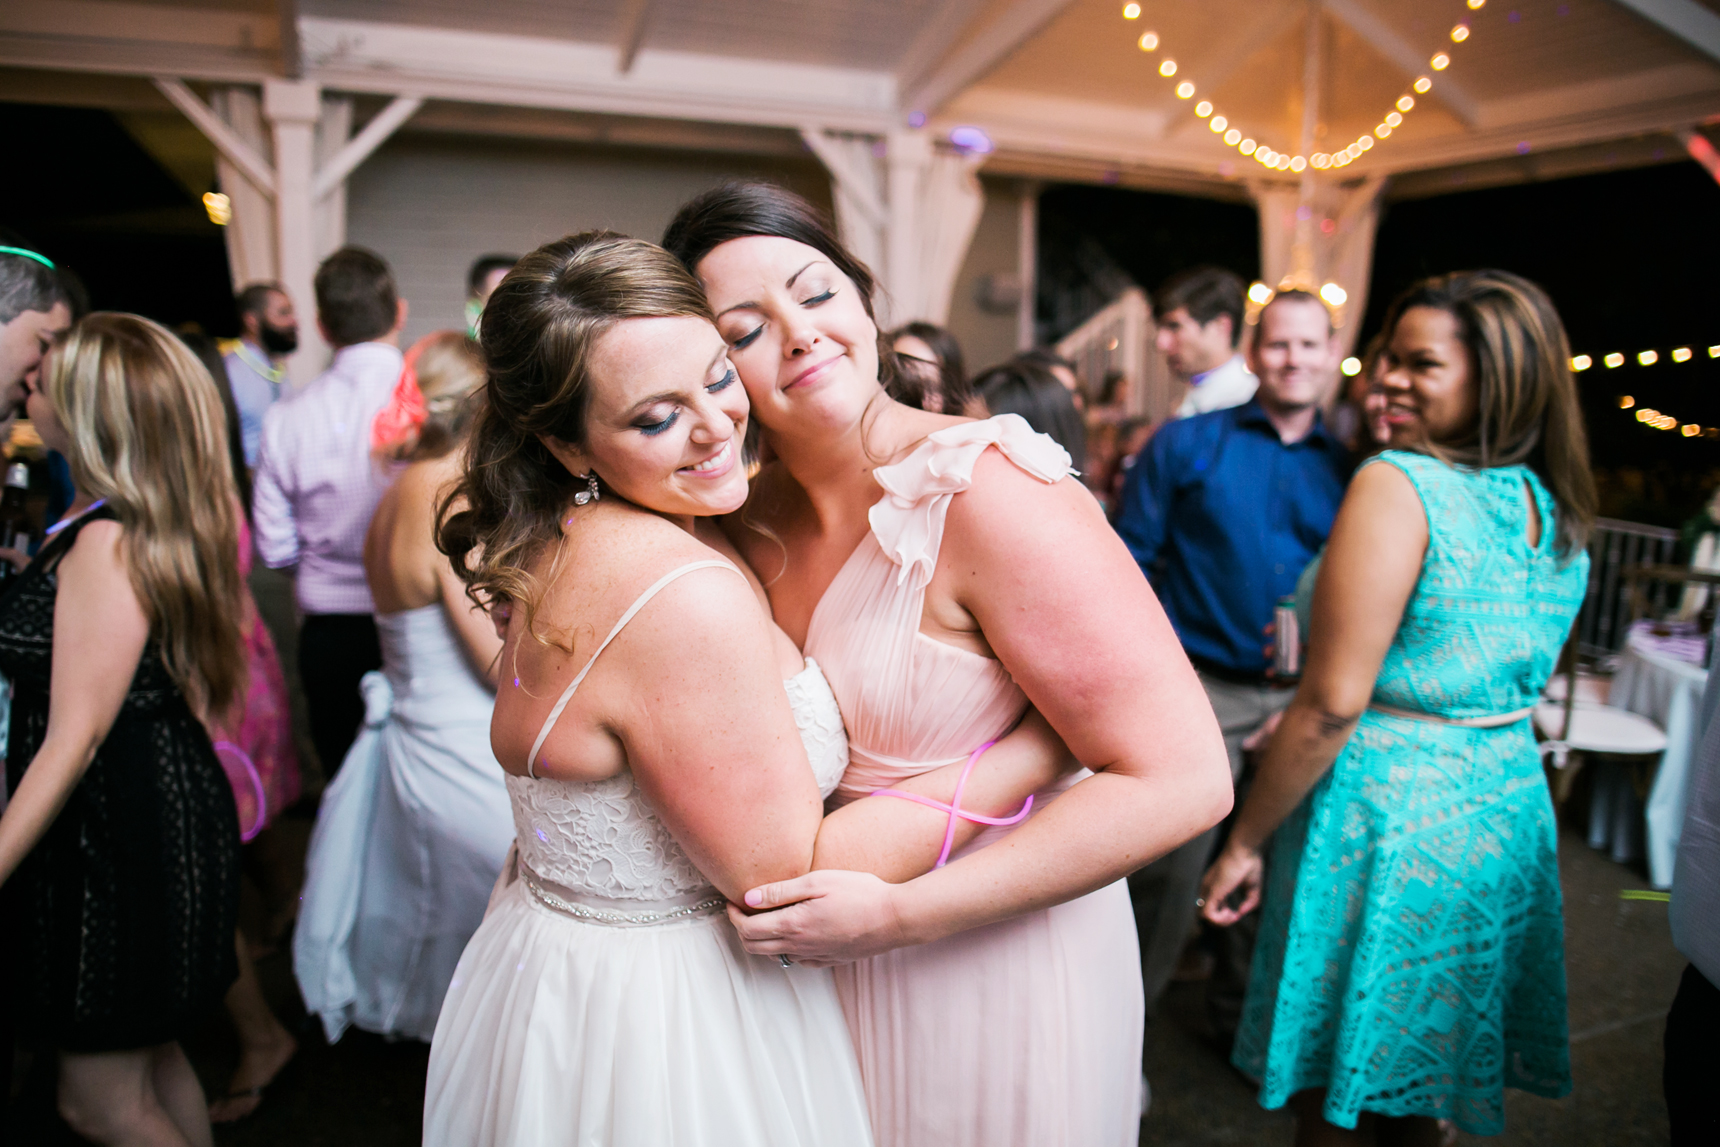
<box><xmin>1139</xmin><ymin>826</ymin><xmax>1681</xmax><ymax>1147</ymax></box>
<box><xmin>5</xmin><ymin>825</ymin><xmax>1681</xmax><ymax>1145</ymax></box>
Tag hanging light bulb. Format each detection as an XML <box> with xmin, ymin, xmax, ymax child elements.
<box><xmin>1225</xmin><ymin>128</ymin><xmax>1242</xmax><ymax>145</ymax></box>
<box><xmin>1248</xmin><ymin>282</ymin><xmax>1274</xmax><ymax>305</ymax></box>
<box><xmin>1397</xmin><ymin>95</ymin><xmax>1416</xmax><ymax>112</ymax></box>
<box><xmin>1467</xmin><ymin>0</ymin><xmax>1486</xmax><ymax>8</ymax></box>
<box><xmin>1123</xmin><ymin>2</ymin><xmax>1141</xmax><ymax>17</ymax></box>
<box><xmin>1571</xmin><ymin>355</ymin><xmax>1593</xmax><ymax>371</ymax></box>
<box><xmin>1176</xmin><ymin>81</ymin><xmax>1196</xmax><ymax>98</ymax></box>
<box><xmin>1385</xmin><ymin>111</ymin><xmax>1403</xmax><ymax>127</ymax></box>
<box><xmin>1139</xmin><ymin>31</ymin><xmax>1159</xmax><ymax>51</ymax></box>
<box><xmin>1450</xmin><ymin>24</ymin><xmax>1470</xmax><ymax>41</ymax></box>
<box><xmin>1289</xmin><ymin>155</ymin><xmax>1307</xmax><ymax>171</ymax></box>
<box><xmin>1160</xmin><ymin>59</ymin><xmax>1178</xmax><ymax>76</ymax></box>
<box><xmin>1414</xmin><ymin>76</ymin><xmax>1433</xmax><ymax>93</ymax></box>
<box><xmin>1195</xmin><ymin>100</ymin><xmax>1213</xmax><ymax>117</ymax></box>
<box><xmin>1320</xmin><ymin>282</ymin><xmax>1348</xmax><ymax>306</ymax></box>
<box><xmin>1431</xmin><ymin>52</ymin><xmax>1451</xmax><ymax>69</ymax></box>
<box><xmin>1239</xmin><ymin>138</ymin><xmax>1257</xmax><ymax>154</ymax></box>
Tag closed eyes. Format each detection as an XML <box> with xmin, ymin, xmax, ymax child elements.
<box><xmin>726</xmin><ymin>288</ymin><xmax>838</xmax><ymax>351</ymax></box>
<box><xmin>634</xmin><ymin>369</ymin><xmax>737</xmax><ymax>437</ymax></box>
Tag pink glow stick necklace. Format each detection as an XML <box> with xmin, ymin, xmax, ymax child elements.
<box><xmin>869</xmin><ymin>739</ymin><xmax>1034</xmax><ymax>868</ymax></box>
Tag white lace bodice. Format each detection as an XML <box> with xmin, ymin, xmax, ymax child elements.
<box><xmin>508</xmin><ymin>658</ymin><xmax>848</xmax><ymax>902</ymax></box>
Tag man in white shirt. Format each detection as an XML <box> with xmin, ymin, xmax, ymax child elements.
<box><xmin>253</xmin><ymin>248</ymin><xmax>406</xmax><ymax>777</ymax></box>
<box><xmin>223</xmin><ymin>282</ymin><xmax>299</xmax><ymax>469</ymax></box>
<box><xmin>1152</xmin><ymin>266</ymin><xmax>1257</xmax><ymax>419</ymax></box>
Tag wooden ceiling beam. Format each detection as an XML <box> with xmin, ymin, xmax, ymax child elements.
<box><xmin>1612</xmin><ymin>0</ymin><xmax>1720</xmax><ymax>65</ymax></box>
<box><xmin>1322</xmin><ymin>0</ymin><xmax>1481</xmax><ymax>128</ymax></box>
<box><xmin>905</xmin><ymin>0</ymin><xmax>1078</xmax><ymax>118</ymax></box>
<box><xmin>615</xmin><ymin>0</ymin><xmax>654</xmax><ymax>75</ymax></box>
<box><xmin>896</xmin><ymin>0</ymin><xmax>990</xmax><ymax>104</ymax></box>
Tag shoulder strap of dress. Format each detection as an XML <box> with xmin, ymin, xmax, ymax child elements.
<box><xmin>869</xmin><ymin>413</ymin><xmax>1073</xmax><ymax>587</ymax></box>
<box><xmin>525</xmin><ymin>559</ymin><xmax>742</xmax><ymax>779</ymax></box>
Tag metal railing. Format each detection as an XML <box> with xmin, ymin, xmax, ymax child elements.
<box><xmin>1577</xmin><ymin>517</ymin><xmax>1680</xmax><ymax>658</ymax></box>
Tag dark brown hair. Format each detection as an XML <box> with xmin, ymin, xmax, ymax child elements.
<box><xmin>314</xmin><ymin>247</ymin><xmax>398</xmax><ymax>347</ymax></box>
<box><xmin>1152</xmin><ymin>266</ymin><xmax>1245</xmax><ymax>347</ymax></box>
<box><xmin>437</xmin><ymin>231</ymin><xmax>714</xmax><ymax>639</ymax></box>
<box><xmin>1378</xmin><ymin>268</ymin><xmax>1596</xmax><ymax>555</ymax></box>
<box><xmin>888</xmin><ymin>321</ymin><xmax>972</xmax><ymax>413</ymax></box>
<box><xmin>661</xmin><ymin>182</ymin><xmax>898</xmax><ymax>393</ymax></box>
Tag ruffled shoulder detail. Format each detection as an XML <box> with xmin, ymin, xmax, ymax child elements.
<box><xmin>869</xmin><ymin>414</ymin><xmax>1073</xmax><ymax>587</ymax></box>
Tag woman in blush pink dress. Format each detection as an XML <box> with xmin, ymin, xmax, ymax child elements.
<box><xmin>663</xmin><ymin>186</ymin><xmax>1234</xmax><ymax>1147</ymax></box>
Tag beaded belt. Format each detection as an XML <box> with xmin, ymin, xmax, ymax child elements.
<box><xmin>1369</xmin><ymin>703</ymin><xmax>1535</xmax><ymax>729</ymax></box>
<box><xmin>519</xmin><ymin>861</ymin><xmax>724</xmax><ymax>928</ymax></box>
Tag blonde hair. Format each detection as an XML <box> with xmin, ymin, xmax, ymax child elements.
<box><xmin>45</xmin><ymin>313</ymin><xmax>246</xmax><ymax>717</ymax></box>
<box><xmin>407</xmin><ymin>330</ymin><xmax>484</xmax><ymax>461</ymax></box>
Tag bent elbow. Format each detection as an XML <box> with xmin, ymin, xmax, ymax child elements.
<box><xmin>1198</xmin><ymin>759</ymin><xmax>1233</xmax><ymax>831</ymax></box>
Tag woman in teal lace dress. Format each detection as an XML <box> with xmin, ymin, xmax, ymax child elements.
<box><xmin>1201</xmin><ymin>270</ymin><xmax>1596</xmax><ymax>1144</ymax></box>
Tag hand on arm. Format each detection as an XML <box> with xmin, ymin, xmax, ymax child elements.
<box><xmin>1200</xmin><ymin>461</ymin><xmax>1427</xmax><ymax>925</ymax></box>
<box><xmin>731</xmin><ymin>458</ymin><xmax>1234</xmax><ymax>963</ymax></box>
<box><xmin>0</xmin><ymin>523</ymin><xmax>149</xmax><ymax>885</ymax></box>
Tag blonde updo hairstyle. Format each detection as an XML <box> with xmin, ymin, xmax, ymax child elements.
<box><xmin>43</xmin><ymin>312</ymin><xmax>246</xmax><ymax>717</ymax></box>
<box><xmin>405</xmin><ymin>330</ymin><xmax>485</xmax><ymax>461</ymax></box>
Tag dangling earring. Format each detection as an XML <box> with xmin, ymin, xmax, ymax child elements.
<box><xmin>572</xmin><ymin>472</ymin><xmax>601</xmax><ymax>507</ymax></box>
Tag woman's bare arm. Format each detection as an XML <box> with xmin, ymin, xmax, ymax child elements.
<box><xmin>730</xmin><ymin>454</ymin><xmax>1234</xmax><ymax>961</ymax></box>
<box><xmin>0</xmin><ymin>523</ymin><xmax>150</xmax><ymax>885</ymax></box>
<box><xmin>440</xmin><ymin>558</ymin><xmax>503</xmax><ymax>688</ymax></box>
<box><xmin>809</xmin><ymin>708</ymin><xmax>1074</xmax><ymax>882</ymax></box>
<box><xmin>1201</xmin><ymin>461</ymin><xmax>1427</xmax><ymax>925</ymax></box>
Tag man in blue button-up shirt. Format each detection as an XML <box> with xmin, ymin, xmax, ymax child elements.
<box><xmin>1114</xmin><ymin>288</ymin><xmax>1352</xmax><ymax>1052</ymax></box>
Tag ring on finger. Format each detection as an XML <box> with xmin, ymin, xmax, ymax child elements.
<box><xmin>1195</xmin><ymin>897</ymin><xmax>1206</xmax><ymax>908</ymax></box>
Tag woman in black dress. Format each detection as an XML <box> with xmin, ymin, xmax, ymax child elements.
<box><xmin>0</xmin><ymin>313</ymin><xmax>245</xmax><ymax>1145</ymax></box>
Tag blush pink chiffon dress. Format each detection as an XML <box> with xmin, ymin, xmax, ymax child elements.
<box><xmin>806</xmin><ymin>415</ymin><xmax>1145</xmax><ymax>1147</ymax></box>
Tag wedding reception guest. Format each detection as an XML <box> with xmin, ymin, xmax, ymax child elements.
<box><xmin>1113</xmin><ymin>288</ymin><xmax>1348</xmax><ymax>1050</ymax></box>
<box><xmin>971</xmin><ymin>358</ymin><xmax>1086</xmax><ymax>465</ymax></box>
<box><xmin>465</xmin><ymin>254</ymin><xmax>518</xmax><ymax>338</ymax></box>
<box><xmin>888</xmin><ymin>321</ymin><xmax>976</xmax><ymax>415</ymax></box>
<box><xmin>666</xmin><ymin>183</ymin><xmax>1233</xmax><ymax>1147</ymax></box>
<box><xmin>1017</xmin><ymin>346</ymin><xmax>1086</xmax><ymax>411</ymax></box>
<box><xmin>295</xmin><ymin>330</ymin><xmax>513</xmax><ymax>1045</ymax></box>
<box><xmin>0</xmin><ymin>238</ymin><xmax>72</xmax><ymax>428</ymax></box>
<box><xmin>223</xmin><ymin>282</ymin><xmax>298</xmax><ymax>469</ymax></box>
<box><xmin>254</xmin><ymin>247</ymin><xmax>406</xmax><ymax>777</ymax></box>
<box><xmin>0</xmin><ymin>313</ymin><xmax>245</xmax><ymax>1146</ymax></box>
<box><xmin>1201</xmin><ymin>270</ymin><xmax>1596</xmax><ymax>1142</ymax></box>
<box><xmin>1153</xmin><ymin>266</ymin><xmax>1255</xmax><ymax>418</ymax></box>
<box><xmin>1667</xmin><ymin>671</ymin><xmax>1720</xmax><ymax>1144</ymax></box>
<box><xmin>163</xmin><ymin>335</ymin><xmax>304</xmax><ymax>1124</ymax></box>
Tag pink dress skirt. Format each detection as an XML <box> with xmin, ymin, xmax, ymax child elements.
<box><xmin>805</xmin><ymin>416</ymin><xmax>1144</xmax><ymax>1147</ymax></box>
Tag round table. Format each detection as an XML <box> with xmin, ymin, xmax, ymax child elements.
<box><xmin>1609</xmin><ymin>630</ymin><xmax>1709</xmax><ymax>888</ymax></box>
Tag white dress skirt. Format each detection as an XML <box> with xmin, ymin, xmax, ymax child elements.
<box><xmin>294</xmin><ymin>604</ymin><xmax>514</xmax><ymax>1043</ymax></box>
<box><xmin>425</xmin><ymin>561</ymin><xmax>871</xmax><ymax>1147</ymax></box>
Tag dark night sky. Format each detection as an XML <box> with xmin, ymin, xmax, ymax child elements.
<box><xmin>1040</xmin><ymin>160</ymin><xmax>1720</xmax><ymax>506</ymax></box>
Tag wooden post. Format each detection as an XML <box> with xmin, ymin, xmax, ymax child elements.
<box><xmin>265</xmin><ymin>78</ymin><xmax>324</xmax><ymax>389</ymax></box>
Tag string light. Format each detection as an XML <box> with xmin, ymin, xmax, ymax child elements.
<box><xmin>1572</xmin><ymin>346</ymin><xmax>1712</xmax><ymax>372</ymax></box>
<box><xmin>1341</xmin><ymin>357</ymin><xmax>1362</xmax><ymax>376</ymax></box>
<box><xmin>1123</xmin><ymin>3</ymin><xmax>1480</xmax><ymax>171</ymax></box>
<box><xmin>1573</xmin><ymin>348</ymin><xmax>1720</xmax><ymax>441</ymax></box>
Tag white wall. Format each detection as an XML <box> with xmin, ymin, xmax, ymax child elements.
<box><xmin>346</xmin><ymin>132</ymin><xmax>830</xmax><ymax>345</ymax></box>
<box><xmin>944</xmin><ymin>177</ymin><xmax>1025</xmax><ymax>377</ymax></box>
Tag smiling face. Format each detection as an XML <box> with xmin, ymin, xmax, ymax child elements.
<box><xmin>695</xmin><ymin>235</ymin><xmax>883</xmax><ymax>439</ymax></box>
<box><xmin>544</xmin><ymin>314</ymin><xmax>750</xmax><ymax>520</ymax></box>
<box><xmin>1</xmin><ymin>301</ymin><xmax>72</xmax><ymax>414</ymax></box>
<box><xmin>1379</xmin><ymin>305</ymin><xmax>1479</xmax><ymax>449</ymax></box>
<box><xmin>1248</xmin><ymin>295</ymin><xmax>1336</xmax><ymax>414</ymax></box>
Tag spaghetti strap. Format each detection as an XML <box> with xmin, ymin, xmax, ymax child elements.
<box><xmin>525</xmin><ymin>560</ymin><xmax>743</xmax><ymax>778</ymax></box>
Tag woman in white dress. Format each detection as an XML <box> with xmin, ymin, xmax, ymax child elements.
<box><xmin>423</xmin><ymin>233</ymin><xmax>1068</xmax><ymax>1146</ymax></box>
<box><xmin>294</xmin><ymin>332</ymin><xmax>514</xmax><ymax>1043</ymax></box>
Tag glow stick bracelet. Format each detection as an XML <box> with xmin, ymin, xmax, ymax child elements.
<box><xmin>869</xmin><ymin>739</ymin><xmax>1034</xmax><ymax>868</ymax></box>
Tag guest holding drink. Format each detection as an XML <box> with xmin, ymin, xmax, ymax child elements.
<box><xmin>1113</xmin><ymin>288</ymin><xmax>1350</xmax><ymax>1052</ymax></box>
<box><xmin>1201</xmin><ymin>270</ymin><xmax>1596</xmax><ymax>1142</ymax></box>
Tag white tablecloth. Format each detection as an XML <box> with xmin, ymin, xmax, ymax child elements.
<box><xmin>1610</xmin><ymin>631</ymin><xmax>1709</xmax><ymax>888</ymax></box>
